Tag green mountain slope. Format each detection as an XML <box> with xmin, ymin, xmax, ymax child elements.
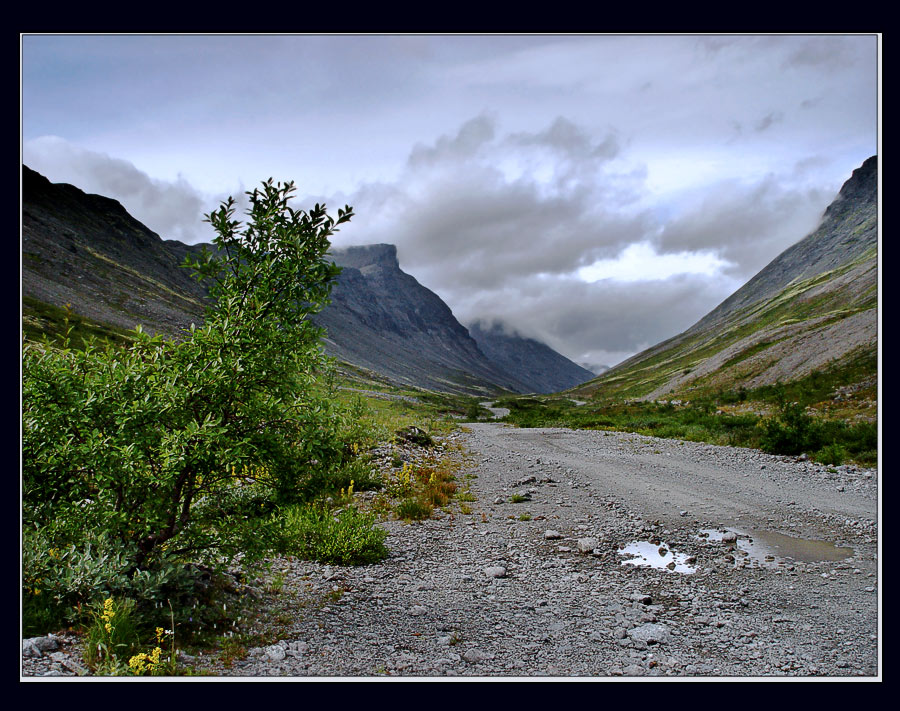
<box><xmin>573</xmin><ymin>156</ymin><xmax>878</xmax><ymax>409</ymax></box>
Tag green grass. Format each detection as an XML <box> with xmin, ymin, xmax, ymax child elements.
<box><xmin>22</xmin><ymin>296</ymin><xmax>136</xmax><ymax>349</ymax></box>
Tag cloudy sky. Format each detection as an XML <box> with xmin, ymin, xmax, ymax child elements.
<box><xmin>21</xmin><ymin>34</ymin><xmax>879</xmax><ymax>368</ymax></box>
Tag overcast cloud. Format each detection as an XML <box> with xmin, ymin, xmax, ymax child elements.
<box><xmin>22</xmin><ymin>34</ymin><xmax>878</xmax><ymax>367</ymax></box>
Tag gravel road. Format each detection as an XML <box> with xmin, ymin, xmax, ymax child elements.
<box><xmin>23</xmin><ymin>423</ymin><xmax>880</xmax><ymax>679</ymax></box>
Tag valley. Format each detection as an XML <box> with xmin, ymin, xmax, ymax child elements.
<box><xmin>20</xmin><ymin>157</ymin><xmax>880</xmax><ymax>679</ymax></box>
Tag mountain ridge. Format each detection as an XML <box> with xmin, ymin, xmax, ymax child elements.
<box><xmin>21</xmin><ymin>166</ymin><xmax>588</xmax><ymax>396</ymax></box>
<box><xmin>467</xmin><ymin>320</ymin><xmax>596</xmax><ymax>394</ymax></box>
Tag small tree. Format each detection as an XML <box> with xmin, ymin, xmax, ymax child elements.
<box><xmin>23</xmin><ymin>180</ymin><xmax>353</xmax><ymax>586</ymax></box>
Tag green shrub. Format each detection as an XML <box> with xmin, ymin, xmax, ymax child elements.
<box><xmin>301</xmin><ymin>457</ymin><xmax>383</xmax><ymax>500</ymax></box>
<box><xmin>814</xmin><ymin>442</ymin><xmax>848</xmax><ymax>466</ymax></box>
<box><xmin>759</xmin><ymin>402</ymin><xmax>823</xmax><ymax>455</ymax></box>
<box><xmin>463</xmin><ymin>402</ymin><xmax>484</xmax><ymax>420</ymax></box>
<box><xmin>22</xmin><ymin>180</ymin><xmax>354</xmax><ymax>627</ymax></box>
<box><xmin>280</xmin><ymin>505</ymin><xmax>388</xmax><ymax>565</ymax></box>
<box><xmin>22</xmin><ymin>523</ymin><xmax>228</xmax><ymax>636</ymax></box>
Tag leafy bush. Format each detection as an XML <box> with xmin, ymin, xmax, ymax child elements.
<box><xmin>279</xmin><ymin>505</ymin><xmax>388</xmax><ymax>565</ymax></box>
<box><xmin>301</xmin><ymin>457</ymin><xmax>383</xmax><ymax>500</ymax></box>
<box><xmin>463</xmin><ymin>402</ymin><xmax>485</xmax><ymax>420</ymax></box>
<box><xmin>814</xmin><ymin>442</ymin><xmax>848</xmax><ymax>465</ymax></box>
<box><xmin>22</xmin><ymin>180</ymin><xmax>354</xmax><ymax>626</ymax></box>
<box><xmin>759</xmin><ymin>402</ymin><xmax>823</xmax><ymax>455</ymax></box>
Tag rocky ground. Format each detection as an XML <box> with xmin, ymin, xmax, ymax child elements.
<box><xmin>22</xmin><ymin>423</ymin><xmax>880</xmax><ymax>679</ymax></box>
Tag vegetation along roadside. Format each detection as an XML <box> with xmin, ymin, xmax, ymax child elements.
<box><xmin>492</xmin><ymin>359</ymin><xmax>876</xmax><ymax>468</ymax></box>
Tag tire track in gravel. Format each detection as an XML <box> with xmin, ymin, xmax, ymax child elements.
<box><xmin>466</xmin><ymin>423</ymin><xmax>877</xmax><ymax>538</ymax></box>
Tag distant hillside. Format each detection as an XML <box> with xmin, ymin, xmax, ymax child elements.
<box><xmin>573</xmin><ymin>156</ymin><xmax>878</xmax><ymax>404</ymax></box>
<box><xmin>467</xmin><ymin>320</ymin><xmax>595</xmax><ymax>394</ymax></box>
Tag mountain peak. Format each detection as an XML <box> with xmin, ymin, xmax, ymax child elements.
<box><xmin>823</xmin><ymin>155</ymin><xmax>876</xmax><ymax>220</ymax></box>
<box><xmin>330</xmin><ymin>244</ymin><xmax>399</xmax><ymax>270</ymax></box>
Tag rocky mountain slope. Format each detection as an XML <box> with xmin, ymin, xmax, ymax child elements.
<box><xmin>22</xmin><ymin>166</ymin><xmax>209</xmax><ymax>339</ymax></box>
<box><xmin>573</xmin><ymin>156</ymin><xmax>878</xmax><ymax>403</ymax></box>
<box><xmin>21</xmin><ymin>167</ymin><xmax>587</xmax><ymax>395</ymax></box>
<box><xmin>315</xmin><ymin>244</ymin><xmax>536</xmax><ymax>394</ymax></box>
<box><xmin>468</xmin><ymin>320</ymin><xmax>595</xmax><ymax>394</ymax></box>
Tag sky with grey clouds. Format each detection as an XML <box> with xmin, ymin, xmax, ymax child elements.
<box><xmin>21</xmin><ymin>34</ymin><xmax>879</xmax><ymax>368</ymax></box>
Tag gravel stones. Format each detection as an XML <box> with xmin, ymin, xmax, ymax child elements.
<box><xmin>577</xmin><ymin>537</ymin><xmax>601</xmax><ymax>554</ymax></box>
<box><xmin>264</xmin><ymin>645</ymin><xmax>287</xmax><ymax>662</ymax></box>
<box><xmin>628</xmin><ymin>624</ymin><xmax>672</xmax><ymax>645</ymax></box>
<box><xmin>462</xmin><ymin>648</ymin><xmax>495</xmax><ymax>664</ymax></box>
<box><xmin>22</xmin><ymin>635</ymin><xmax>60</xmax><ymax>658</ymax></box>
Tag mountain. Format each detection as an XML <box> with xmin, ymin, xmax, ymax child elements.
<box><xmin>313</xmin><ymin>244</ymin><xmax>535</xmax><ymax>394</ymax></box>
<box><xmin>467</xmin><ymin>320</ymin><xmax>595</xmax><ymax>394</ymax></box>
<box><xmin>22</xmin><ymin>166</ymin><xmax>208</xmax><ymax>340</ymax></box>
<box><xmin>22</xmin><ymin>167</ymin><xmax>582</xmax><ymax>395</ymax></box>
<box><xmin>573</xmin><ymin>156</ymin><xmax>878</xmax><ymax>403</ymax></box>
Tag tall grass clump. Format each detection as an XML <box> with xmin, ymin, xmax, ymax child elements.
<box><xmin>279</xmin><ymin>505</ymin><xmax>388</xmax><ymax>565</ymax></box>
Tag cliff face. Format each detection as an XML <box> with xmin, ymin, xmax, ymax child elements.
<box><xmin>315</xmin><ymin>245</ymin><xmax>534</xmax><ymax>394</ymax></box>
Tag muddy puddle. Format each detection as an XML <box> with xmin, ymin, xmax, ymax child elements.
<box><xmin>699</xmin><ymin>528</ymin><xmax>853</xmax><ymax>567</ymax></box>
<box><xmin>618</xmin><ymin>541</ymin><xmax>697</xmax><ymax>574</ymax></box>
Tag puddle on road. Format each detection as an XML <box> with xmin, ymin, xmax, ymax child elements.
<box><xmin>699</xmin><ymin>528</ymin><xmax>853</xmax><ymax>567</ymax></box>
<box><xmin>618</xmin><ymin>541</ymin><xmax>697</xmax><ymax>574</ymax></box>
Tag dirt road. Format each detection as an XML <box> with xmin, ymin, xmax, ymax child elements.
<box><xmin>467</xmin><ymin>423</ymin><xmax>877</xmax><ymax>537</ymax></box>
<box><xmin>192</xmin><ymin>423</ymin><xmax>879</xmax><ymax>678</ymax></box>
